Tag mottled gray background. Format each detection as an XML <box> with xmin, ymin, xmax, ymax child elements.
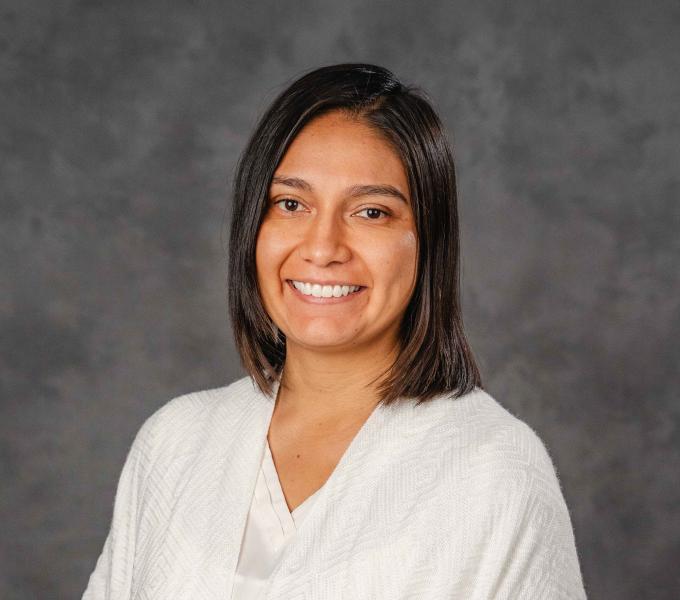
<box><xmin>1</xmin><ymin>0</ymin><xmax>678</xmax><ymax>598</ymax></box>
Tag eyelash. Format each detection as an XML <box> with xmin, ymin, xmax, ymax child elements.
<box><xmin>272</xmin><ymin>198</ymin><xmax>390</xmax><ymax>220</ymax></box>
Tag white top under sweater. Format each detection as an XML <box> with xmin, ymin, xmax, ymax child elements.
<box><xmin>82</xmin><ymin>375</ymin><xmax>588</xmax><ymax>599</ymax></box>
<box><xmin>230</xmin><ymin>440</ymin><xmax>322</xmax><ymax>599</ymax></box>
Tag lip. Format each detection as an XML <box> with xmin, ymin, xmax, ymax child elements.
<box><xmin>285</xmin><ymin>279</ymin><xmax>367</xmax><ymax>304</ymax></box>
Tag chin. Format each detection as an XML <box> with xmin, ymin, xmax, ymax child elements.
<box><xmin>288</xmin><ymin>329</ymin><xmax>359</xmax><ymax>350</ymax></box>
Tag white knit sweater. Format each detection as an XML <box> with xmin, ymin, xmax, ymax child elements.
<box><xmin>82</xmin><ymin>375</ymin><xmax>587</xmax><ymax>599</ymax></box>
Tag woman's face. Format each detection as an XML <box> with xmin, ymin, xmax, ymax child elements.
<box><xmin>255</xmin><ymin>110</ymin><xmax>418</xmax><ymax>354</ymax></box>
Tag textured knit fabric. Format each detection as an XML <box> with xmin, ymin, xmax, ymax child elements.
<box><xmin>82</xmin><ymin>375</ymin><xmax>588</xmax><ymax>599</ymax></box>
<box><xmin>231</xmin><ymin>440</ymin><xmax>321</xmax><ymax>599</ymax></box>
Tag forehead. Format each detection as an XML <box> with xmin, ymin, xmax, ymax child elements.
<box><xmin>272</xmin><ymin>112</ymin><xmax>409</xmax><ymax>192</ymax></box>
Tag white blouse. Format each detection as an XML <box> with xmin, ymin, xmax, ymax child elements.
<box><xmin>230</xmin><ymin>439</ymin><xmax>323</xmax><ymax>599</ymax></box>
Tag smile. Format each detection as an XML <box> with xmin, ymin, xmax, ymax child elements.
<box><xmin>286</xmin><ymin>279</ymin><xmax>367</xmax><ymax>303</ymax></box>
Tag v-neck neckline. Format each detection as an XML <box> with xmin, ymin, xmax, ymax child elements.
<box><xmin>263</xmin><ymin>375</ymin><xmax>386</xmax><ymax>502</ymax></box>
<box><xmin>253</xmin><ymin>374</ymin><xmax>392</xmax><ymax>594</ymax></box>
<box><xmin>214</xmin><ymin>374</ymin><xmax>398</xmax><ymax>598</ymax></box>
<box><xmin>261</xmin><ymin>375</ymin><xmax>387</xmax><ymax>521</ymax></box>
<box><xmin>262</xmin><ymin>440</ymin><xmax>321</xmax><ymax>526</ymax></box>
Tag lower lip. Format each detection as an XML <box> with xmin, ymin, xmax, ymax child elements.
<box><xmin>286</xmin><ymin>280</ymin><xmax>367</xmax><ymax>304</ymax></box>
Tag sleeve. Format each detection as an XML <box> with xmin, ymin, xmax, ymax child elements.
<box><xmin>82</xmin><ymin>411</ymin><xmax>160</xmax><ymax>600</ymax></box>
<box><xmin>469</xmin><ymin>423</ymin><xmax>588</xmax><ymax>600</ymax></box>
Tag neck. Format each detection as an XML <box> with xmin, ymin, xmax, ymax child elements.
<box><xmin>275</xmin><ymin>336</ymin><xmax>399</xmax><ymax>425</ymax></box>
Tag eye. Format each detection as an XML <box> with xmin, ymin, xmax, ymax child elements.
<box><xmin>273</xmin><ymin>198</ymin><xmax>305</xmax><ymax>213</ymax></box>
<box><xmin>355</xmin><ymin>207</ymin><xmax>390</xmax><ymax>220</ymax></box>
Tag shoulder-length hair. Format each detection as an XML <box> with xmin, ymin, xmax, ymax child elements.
<box><xmin>228</xmin><ymin>63</ymin><xmax>481</xmax><ymax>406</ymax></box>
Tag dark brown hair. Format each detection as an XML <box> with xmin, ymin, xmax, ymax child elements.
<box><xmin>228</xmin><ymin>63</ymin><xmax>481</xmax><ymax>406</ymax></box>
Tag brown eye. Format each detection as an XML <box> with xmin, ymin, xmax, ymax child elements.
<box><xmin>274</xmin><ymin>199</ymin><xmax>302</xmax><ymax>212</ymax></box>
<box><xmin>356</xmin><ymin>207</ymin><xmax>389</xmax><ymax>220</ymax></box>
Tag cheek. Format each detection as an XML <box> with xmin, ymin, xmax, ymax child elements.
<box><xmin>255</xmin><ymin>223</ymin><xmax>288</xmax><ymax>278</ymax></box>
<box><xmin>393</xmin><ymin>230</ymin><xmax>418</xmax><ymax>272</ymax></box>
<box><xmin>399</xmin><ymin>229</ymin><xmax>418</xmax><ymax>260</ymax></box>
<box><xmin>373</xmin><ymin>230</ymin><xmax>418</xmax><ymax>290</ymax></box>
<box><xmin>397</xmin><ymin>232</ymin><xmax>418</xmax><ymax>293</ymax></box>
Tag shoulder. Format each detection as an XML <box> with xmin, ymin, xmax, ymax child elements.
<box><xmin>447</xmin><ymin>390</ymin><xmax>585</xmax><ymax>594</ymax></box>
<box><xmin>415</xmin><ymin>390</ymin><xmax>586</xmax><ymax>597</ymax></box>
<box><xmin>128</xmin><ymin>375</ymin><xmax>260</xmax><ymax>464</ymax></box>
<box><xmin>470</xmin><ymin>388</ymin><xmax>557</xmax><ymax>465</ymax></box>
<box><xmin>426</xmin><ymin>387</ymin><xmax>568</xmax><ymax>505</ymax></box>
<box><xmin>146</xmin><ymin>374</ymin><xmax>255</xmax><ymax>427</ymax></box>
<box><xmin>418</xmin><ymin>388</ymin><xmax>581</xmax><ymax>558</ymax></box>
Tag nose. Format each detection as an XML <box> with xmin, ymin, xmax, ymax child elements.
<box><xmin>298</xmin><ymin>210</ymin><xmax>351</xmax><ymax>267</ymax></box>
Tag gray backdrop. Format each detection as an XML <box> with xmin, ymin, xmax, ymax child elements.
<box><xmin>1</xmin><ymin>1</ymin><xmax>678</xmax><ymax>598</ymax></box>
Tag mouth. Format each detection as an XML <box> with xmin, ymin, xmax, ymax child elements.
<box><xmin>285</xmin><ymin>279</ymin><xmax>367</xmax><ymax>304</ymax></box>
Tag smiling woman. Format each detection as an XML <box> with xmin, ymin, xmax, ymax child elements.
<box><xmin>231</xmin><ymin>65</ymin><xmax>482</xmax><ymax>410</ymax></box>
<box><xmin>82</xmin><ymin>64</ymin><xmax>587</xmax><ymax>600</ymax></box>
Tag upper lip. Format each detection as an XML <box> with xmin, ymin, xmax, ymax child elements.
<box><xmin>287</xmin><ymin>278</ymin><xmax>365</xmax><ymax>287</ymax></box>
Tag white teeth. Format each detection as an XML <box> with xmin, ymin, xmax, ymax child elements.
<box><xmin>291</xmin><ymin>280</ymin><xmax>361</xmax><ymax>298</ymax></box>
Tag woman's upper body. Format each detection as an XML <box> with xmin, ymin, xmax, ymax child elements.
<box><xmin>83</xmin><ymin>63</ymin><xmax>588</xmax><ymax>599</ymax></box>
<box><xmin>82</xmin><ymin>374</ymin><xmax>587</xmax><ymax>599</ymax></box>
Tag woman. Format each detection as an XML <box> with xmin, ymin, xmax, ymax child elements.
<box><xmin>83</xmin><ymin>63</ymin><xmax>587</xmax><ymax>599</ymax></box>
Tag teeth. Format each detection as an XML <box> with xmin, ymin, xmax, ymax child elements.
<box><xmin>291</xmin><ymin>281</ymin><xmax>362</xmax><ymax>298</ymax></box>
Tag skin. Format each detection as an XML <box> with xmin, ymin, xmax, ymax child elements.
<box><xmin>254</xmin><ymin>110</ymin><xmax>418</xmax><ymax>511</ymax></box>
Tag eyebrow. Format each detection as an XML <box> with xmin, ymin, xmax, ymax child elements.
<box><xmin>271</xmin><ymin>175</ymin><xmax>408</xmax><ymax>204</ymax></box>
